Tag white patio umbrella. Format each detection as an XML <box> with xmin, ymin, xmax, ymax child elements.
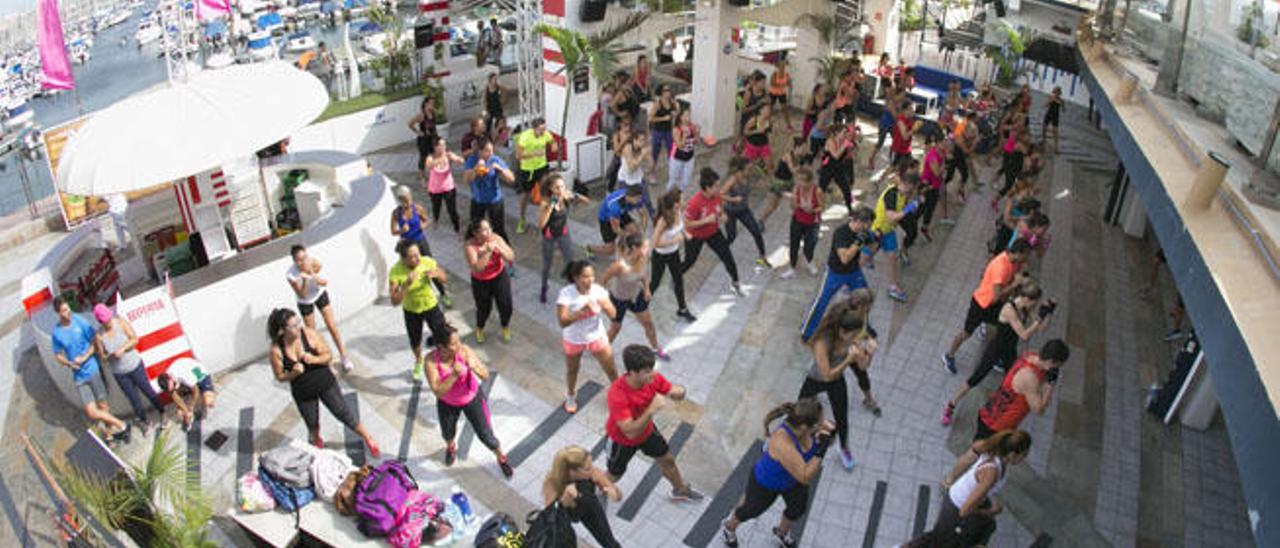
<box><xmin>55</xmin><ymin>61</ymin><xmax>329</xmax><ymax>196</ymax></box>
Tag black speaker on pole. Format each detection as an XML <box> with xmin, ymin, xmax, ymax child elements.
<box><xmin>414</xmin><ymin>23</ymin><xmax>434</xmax><ymax>49</ymax></box>
<box><xmin>580</xmin><ymin>0</ymin><xmax>607</xmax><ymax>22</ymax></box>
<box><xmin>993</xmin><ymin>0</ymin><xmax>1006</xmax><ymax>17</ymax></box>
<box><xmin>727</xmin><ymin>0</ymin><xmax>750</xmax><ymax>6</ymax></box>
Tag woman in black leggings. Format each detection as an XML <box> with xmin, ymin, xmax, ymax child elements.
<box><xmin>680</xmin><ymin>168</ymin><xmax>744</xmax><ymax>296</ymax></box>
<box><xmin>819</xmin><ymin>124</ymin><xmax>856</xmax><ymax>215</ymax></box>
<box><xmin>267</xmin><ymin>308</ymin><xmax>380</xmax><ymax>457</ymax></box>
<box><xmin>649</xmin><ymin>189</ymin><xmax>697</xmax><ymax>321</ymax></box>
<box><xmin>542</xmin><ymin>445</ymin><xmax>623</xmax><ymax>548</ymax></box>
<box><xmin>426</xmin><ymin>325</ymin><xmax>513</xmax><ymax>477</ymax></box>
<box><xmin>464</xmin><ymin>217</ymin><xmax>515</xmax><ymax>344</ymax></box>
<box><xmin>797</xmin><ymin>295</ymin><xmax>876</xmax><ymax>471</ymax></box>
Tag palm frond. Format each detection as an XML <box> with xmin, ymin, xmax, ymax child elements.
<box><xmin>51</xmin><ymin>459</ymin><xmax>137</xmax><ymax>529</ymax></box>
<box><xmin>587</xmin><ymin>11</ymin><xmax>652</xmax><ymax>49</ymax></box>
<box><xmin>534</xmin><ymin>23</ymin><xmax>585</xmax><ymax>72</ymax></box>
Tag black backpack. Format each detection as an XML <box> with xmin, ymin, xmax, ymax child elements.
<box><xmin>474</xmin><ymin>512</ymin><xmax>524</xmax><ymax>548</ymax></box>
<box><xmin>523</xmin><ymin>503</ymin><xmax>575</xmax><ymax>548</ymax></box>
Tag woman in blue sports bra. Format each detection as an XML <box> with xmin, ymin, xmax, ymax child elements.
<box><xmin>721</xmin><ymin>398</ymin><xmax>835</xmax><ymax>548</ymax></box>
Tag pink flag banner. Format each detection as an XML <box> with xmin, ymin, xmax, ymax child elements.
<box><xmin>197</xmin><ymin>0</ymin><xmax>231</xmax><ymax>21</ymax></box>
<box><xmin>37</xmin><ymin>0</ymin><xmax>75</xmax><ymax>90</ymax></box>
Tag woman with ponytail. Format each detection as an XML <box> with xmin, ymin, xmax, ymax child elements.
<box><xmin>908</xmin><ymin>429</ymin><xmax>1032</xmax><ymax>547</ymax></box>
<box><xmin>720</xmin><ymin>398</ymin><xmax>834</xmax><ymax>548</ymax></box>
<box><xmin>797</xmin><ymin>299</ymin><xmax>877</xmax><ymax>471</ymax></box>
<box><xmin>542</xmin><ymin>445</ymin><xmax>623</xmax><ymax>548</ymax></box>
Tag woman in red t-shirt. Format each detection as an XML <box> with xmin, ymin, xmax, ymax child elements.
<box><xmin>782</xmin><ymin>167</ymin><xmax>824</xmax><ymax>279</ymax></box>
<box><xmin>464</xmin><ymin>217</ymin><xmax>515</xmax><ymax>344</ymax></box>
<box><xmin>679</xmin><ymin>168</ymin><xmax>744</xmax><ymax>296</ymax></box>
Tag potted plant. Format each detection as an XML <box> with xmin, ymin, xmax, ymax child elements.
<box><xmin>52</xmin><ymin>430</ymin><xmax>217</xmax><ymax>547</ymax></box>
<box><xmin>985</xmin><ymin>22</ymin><xmax>1034</xmax><ymax>91</ymax></box>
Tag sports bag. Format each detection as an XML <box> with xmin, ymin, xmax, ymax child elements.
<box><xmin>235</xmin><ymin>471</ymin><xmax>276</xmax><ymax>513</ymax></box>
<box><xmin>335</xmin><ymin>464</ymin><xmax>373</xmax><ymax>515</ymax></box>
<box><xmin>259</xmin><ymin>445</ymin><xmax>314</xmax><ymax>488</ymax></box>
<box><xmin>309</xmin><ymin>449</ymin><xmax>355</xmax><ymax>501</ymax></box>
<box><xmin>354</xmin><ymin>460</ymin><xmax>418</xmax><ymax>537</ymax></box>
<box><xmin>258</xmin><ymin>465</ymin><xmax>316</xmax><ymax>528</ymax></box>
<box><xmin>523</xmin><ymin>503</ymin><xmax>575</xmax><ymax>548</ymax></box>
<box><xmin>387</xmin><ymin>490</ymin><xmax>445</xmax><ymax>548</ymax></box>
<box><xmin>475</xmin><ymin>512</ymin><xmax>524</xmax><ymax>548</ymax></box>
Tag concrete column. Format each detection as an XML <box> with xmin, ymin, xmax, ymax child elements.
<box><xmin>791</xmin><ymin>28</ymin><xmax>822</xmax><ymax>111</ymax></box>
<box><xmin>691</xmin><ymin>0</ymin><xmax>740</xmax><ymax>141</ymax></box>
<box><xmin>863</xmin><ymin>0</ymin><xmax>900</xmax><ymax>60</ymax></box>
<box><xmin>541</xmin><ymin>0</ymin><xmax>601</xmax><ymax>171</ymax></box>
<box><xmin>1184</xmin><ymin>151</ymin><xmax>1231</xmax><ymax>210</ymax></box>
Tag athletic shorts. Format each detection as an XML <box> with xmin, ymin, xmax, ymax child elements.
<box><xmin>878</xmin><ymin>231</ymin><xmax>899</xmax><ymax>252</ymax></box>
<box><xmin>769</xmin><ymin>93</ymin><xmax>788</xmax><ymax>106</ymax></box>
<box><xmin>518</xmin><ymin>165</ymin><xmax>550</xmax><ymax>194</ymax></box>
<box><xmin>607</xmin><ymin>430</ymin><xmax>670</xmax><ymax>477</ymax></box>
<box><xmin>743</xmin><ymin>142</ymin><xmax>772</xmax><ymax>162</ymax></box>
<box><xmin>76</xmin><ymin>374</ymin><xmax>108</xmax><ymax>406</ymax></box>
<box><xmin>598</xmin><ymin>214</ymin><xmax>634</xmax><ymax>244</ymax></box>
<box><xmin>562</xmin><ymin>335</ymin><xmax>609</xmax><ymax>357</ymax></box>
<box><xmin>610</xmin><ymin>293</ymin><xmax>650</xmax><ymax>322</ymax></box>
<box><xmin>963</xmin><ymin>297</ymin><xmax>1000</xmax><ymax>334</ymax></box>
<box><xmin>769</xmin><ymin>178</ymin><xmax>795</xmax><ymax>195</ymax></box>
<box><xmin>973</xmin><ymin>415</ymin><xmax>997</xmax><ymax>442</ymax></box>
<box><xmin>297</xmin><ymin>291</ymin><xmax>331</xmax><ymax>317</ymax></box>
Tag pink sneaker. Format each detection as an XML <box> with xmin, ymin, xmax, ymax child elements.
<box><xmin>941</xmin><ymin>402</ymin><xmax>955</xmax><ymax>426</ymax></box>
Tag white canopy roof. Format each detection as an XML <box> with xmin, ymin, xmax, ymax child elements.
<box><xmin>56</xmin><ymin>61</ymin><xmax>328</xmax><ymax>196</ymax></box>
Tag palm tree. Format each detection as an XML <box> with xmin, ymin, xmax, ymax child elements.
<box><xmin>534</xmin><ymin>8</ymin><xmax>655</xmax><ymax>148</ymax></box>
<box><xmin>53</xmin><ymin>430</ymin><xmax>217</xmax><ymax>548</ymax></box>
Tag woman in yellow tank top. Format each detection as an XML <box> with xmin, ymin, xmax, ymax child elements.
<box><xmin>769</xmin><ymin>59</ymin><xmax>794</xmax><ymax>131</ymax></box>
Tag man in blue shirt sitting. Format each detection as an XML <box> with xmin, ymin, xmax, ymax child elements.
<box><xmin>51</xmin><ymin>296</ymin><xmax>130</xmax><ymax>443</ymax></box>
<box><xmin>596</xmin><ymin>185</ymin><xmax>645</xmax><ymax>257</ymax></box>
<box><xmin>464</xmin><ymin>137</ymin><xmax>516</xmax><ymax>242</ymax></box>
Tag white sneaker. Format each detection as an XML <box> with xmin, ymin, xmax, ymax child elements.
<box><xmin>806</xmin><ymin>263</ymin><xmax>819</xmax><ymax>276</ymax></box>
<box><xmin>342</xmin><ymin>358</ymin><xmax>353</xmax><ymax>372</ymax></box>
<box><xmin>780</xmin><ymin>268</ymin><xmax>796</xmax><ymax>279</ymax></box>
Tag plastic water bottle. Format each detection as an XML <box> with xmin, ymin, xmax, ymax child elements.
<box><xmin>450</xmin><ymin>486</ymin><xmax>475</xmax><ymax>525</ymax></box>
<box><xmin>440</xmin><ymin>502</ymin><xmax>466</xmax><ymax>542</ymax></box>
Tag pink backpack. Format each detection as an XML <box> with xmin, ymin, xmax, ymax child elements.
<box><xmin>387</xmin><ymin>490</ymin><xmax>445</xmax><ymax>548</ymax></box>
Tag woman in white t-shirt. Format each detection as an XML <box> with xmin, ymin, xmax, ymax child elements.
<box><xmin>286</xmin><ymin>245</ymin><xmax>352</xmax><ymax>371</ymax></box>
<box><xmin>555</xmin><ymin>260</ymin><xmax>619</xmax><ymax>414</ymax></box>
<box><xmin>908</xmin><ymin>430</ymin><xmax>1031</xmax><ymax>547</ymax></box>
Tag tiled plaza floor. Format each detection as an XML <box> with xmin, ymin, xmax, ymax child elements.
<box><xmin>0</xmin><ymin>99</ymin><xmax>1256</xmax><ymax>547</ymax></box>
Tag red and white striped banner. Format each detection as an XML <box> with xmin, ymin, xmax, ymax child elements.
<box><xmin>115</xmin><ymin>280</ymin><xmax>194</xmax><ymax>395</ymax></box>
<box><xmin>542</xmin><ymin>37</ymin><xmax>566</xmax><ymax>87</ymax></box>
<box><xmin>173</xmin><ymin>168</ymin><xmax>230</xmax><ymax>232</ymax></box>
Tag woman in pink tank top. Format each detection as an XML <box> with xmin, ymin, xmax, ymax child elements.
<box><xmin>424</xmin><ymin>136</ymin><xmax>464</xmax><ymax>232</ymax></box>
<box><xmin>426</xmin><ymin>324</ymin><xmax>514</xmax><ymax>477</ymax></box>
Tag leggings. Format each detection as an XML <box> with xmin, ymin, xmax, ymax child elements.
<box><xmin>404</xmin><ymin>306</ymin><xmax>449</xmax><ymax>351</ymax></box>
<box><xmin>667</xmin><ymin>157</ymin><xmax>695</xmax><ymax>193</ymax></box>
<box><xmin>967</xmin><ymin>336</ymin><xmax>1018</xmax><ymax>389</ymax></box>
<box><xmin>946</xmin><ymin>149</ymin><xmax>970</xmax><ymax>185</ymax></box>
<box><xmin>606</xmin><ymin>156</ymin><xmax>622</xmax><ymax>192</ymax></box>
<box><xmin>997</xmin><ymin>153</ymin><xmax>1023</xmax><ymax>197</ymax></box>
<box><xmin>437</xmin><ymin>391</ymin><xmax>500</xmax><ymax>450</ymax></box>
<box><xmin>680</xmin><ymin>231</ymin><xmax>740</xmax><ymax>284</ymax></box>
<box><xmin>541</xmin><ymin>232</ymin><xmax>575</xmax><ymax>290</ymax></box>
<box><xmin>820</xmin><ymin>170</ymin><xmax>854</xmax><ymax>214</ymax></box>
<box><xmin>470</xmin><ymin>200</ymin><xmax>509</xmax><ymax>243</ymax></box>
<box><xmin>650</xmin><ymin>129</ymin><xmax>673</xmax><ymax>164</ymax></box>
<box><xmin>650</xmin><ymin>250</ymin><xmax>689</xmax><ymax>310</ymax></box>
<box><xmin>567</xmin><ymin>479</ymin><xmax>622</xmax><ymax>548</ymax></box>
<box><xmin>798</xmin><ymin>375</ymin><xmax>850</xmax><ymax>450</ymax></box>
<box><xmin>724</xmin><ymin>208</ymin><xmax>766</xmax><ymax>258</ymax></box>
<box><xmin>734</xmin><ymin>473</ymin><xmax>809</xmax><ymax>523</ymax></box>
<box><xmin>429</xmin><ymin>190</ymin><xmax>460</xmax><ymax>232</ymax></box>
<box><xmin>114</xmin><ymin>364</ymin><xmax>164</xmax><ymax>420</ymax></box>
<box><xmin>920</xmin><ymin>187</ymin><xmax>941</xmax><ymax>228</ymax></box>
<box><xmin>471</xmin><ymin>270</ymin><xmax>513</xmax><ymax>329</ymax></box>
<box><xmin>789</xmin><ymin>219</ymin><xmax>819</xmax><ymax>268</ymax></box>
<box><xmin>901</xmin><ymin>211</ymin><xmax>920</xmax><ymax>249</ymax></box>
<box><xmin>909</xmin><ymin>496</ymin><xmax>996</xmax><ymax>548</ymax></box>
<box><xmin>293</xmin><ymin>376</ymin><xmax>358</xmax><ymax>432</ymax></box>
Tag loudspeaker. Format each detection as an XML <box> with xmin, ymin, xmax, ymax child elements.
<box><xmin>993</xmin><ymin>0</ymin><xmax>1006</xmax><ymax>17</ymax></box>
<box><xmin>414</xmin><ymin>23</ymin><xmax>434</xmax><ymax>49</ymax></box>
<box><xmin>727</xmin><ymin>0</ymin><xmax>750</xmax><ymax>6</ymax></box>
<box><xmin>580</xmin><ymin>0</ymin><xmax>606</xmax><ymax>22</ymax></box>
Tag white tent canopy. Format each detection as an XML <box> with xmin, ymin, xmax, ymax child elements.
<box><xmin>56</xmin><ymin>61</ymin><xmax>329</xmax><ymax>197</ymax></box>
